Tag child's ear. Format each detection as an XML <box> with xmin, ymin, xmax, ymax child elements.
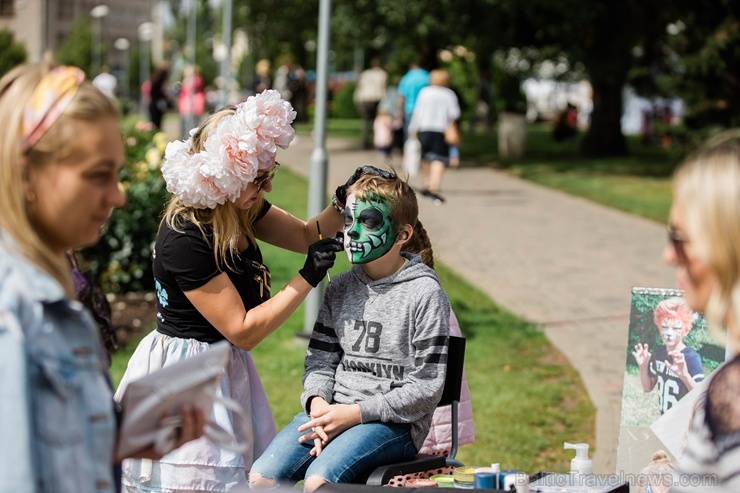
<box><xmin>396</xmin><ymin>225</ymin><xmax>413</xmax><ymax>243</ymax></box>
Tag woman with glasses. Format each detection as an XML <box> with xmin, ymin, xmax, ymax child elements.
<box><xmin>115</xmin><ymin>91</ymin><xmax>381</xmax><ymax>492</ymax></box>
<box><xmin>664</xmin><ymin>130</ymin><xmax>740</xmax><ymax>492</ymax></box>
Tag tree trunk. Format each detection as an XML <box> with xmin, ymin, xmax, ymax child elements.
<box><xmin>581</xmin><ymin>73</ymin><xmax>629</xmax><ymax>157</ymax></box>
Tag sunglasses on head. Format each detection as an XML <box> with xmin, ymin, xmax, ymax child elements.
<box><xmin>255</xmin><ymin>162</ymin><xmax>281</xmax><ymax>192</ymax></box>
<box><xmin>667</xmin><ymin>224</ymin><xmax>690</xmax><ymax>264</ymax></box>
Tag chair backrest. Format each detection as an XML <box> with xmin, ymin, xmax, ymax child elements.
<box><xmin>358</xmin><ymin>335</ymin><xmax>467</xmax><ymax>485</ymax></box>
<box><xmin>438</xmin><ymin>336</ymin><xmax>466</xmax><ymax>407</ymax></box>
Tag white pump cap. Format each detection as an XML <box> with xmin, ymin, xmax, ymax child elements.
<box><xmin>564</xmin><ymin>442</ymin><xmax>592</xmax><ymax>475</ymax></box>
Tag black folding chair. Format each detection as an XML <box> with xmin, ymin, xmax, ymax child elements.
<box><xmin>363</xmin><ymin>336</ymin><xmax>467</xmax><ymax>486</ymax></box>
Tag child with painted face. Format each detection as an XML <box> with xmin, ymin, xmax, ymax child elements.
<box><xmin>632</xmin><ymin>297</ymin><xmax>704</xmax><ymax>414</ymax></box>
<box><xmin>249</xmin><ymin>172</ymin><xmax>451</xmax><ymax>493</ymax></box>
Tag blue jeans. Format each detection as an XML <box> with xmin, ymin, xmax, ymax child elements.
<box><xmin>251</xmin><ymin>412</ymin><xmax>417</xmax><ymax>484</ymax></box>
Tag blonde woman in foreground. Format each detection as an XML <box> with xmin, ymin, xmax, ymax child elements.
<box><xmin>666</xmin><ymin>130</ymin><xmax>740</xmax><ymax>492</ymax></box>
<box><xmin>0</xmin><ymin>61</ymin><xmax>203</xmax><ymax>493</ymax></box>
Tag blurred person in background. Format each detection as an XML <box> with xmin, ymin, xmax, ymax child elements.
<box><xmin>408</xmin><ymin>69</ymin><xmax>460</xmax><ymax>205</ymax></box>
<box><xmin>397</xmin><ymin>59</ymin><xmax>429</xmax><ymax>140</ymax></box>
<box><xmin>354</xmin><ymin>57</ymin><xmax>388</xmax><ymax>149</ymax></box>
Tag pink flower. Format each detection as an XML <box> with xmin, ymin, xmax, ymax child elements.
<box><xmin>160</xmin><ymin>89</ymin><xmax>296</xmax><ymax>209</ymax></box>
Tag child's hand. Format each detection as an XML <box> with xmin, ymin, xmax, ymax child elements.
<box><xmin>632</xmin><ymin>343</ymin><xmax>651</xmax><ymax>368</ymax></box>
<box><xmin>297</xmin><ymin>404</ymin><xmax>361</xmax><ymax>448</ymax></box>
<box><xmin>297</xmin><ymin>422</ymin><xmax>328</xmax><ymax>457</ymax></box>
<box><xmin>309</xmin><ymin>425</ymin><xmax>327</xmax><ymax>457</ymax></box>
<box><xmin>666</xmin><ymin>350</ymin><xmax>688</xmax><ymax>378</ymax></box>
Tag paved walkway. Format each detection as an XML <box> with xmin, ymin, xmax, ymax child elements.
<box><xmin>276</xmin><ymin>134</ymin><xmax>676</xmax><ymax>474</ymax></box>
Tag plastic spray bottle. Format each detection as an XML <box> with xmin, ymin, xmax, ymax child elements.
<box><xmin>564</xmin><ymin>442</ymin><xmax>592</xmax><ymax>475</ymax></box>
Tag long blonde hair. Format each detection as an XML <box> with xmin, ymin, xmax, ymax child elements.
<box><xmin>673</xmin><ymin>129</ymin><xmax>740</xmax><ymax>352</ymax></box>
<box><xmin>0</xmin><ymin>60</ymin><xmax>118</xmax><ymax>297</ymax></box>
<box><xmin>162</xmin><ymin>107</ymin><xmax>264</xmax><ymax>272</ymax></box>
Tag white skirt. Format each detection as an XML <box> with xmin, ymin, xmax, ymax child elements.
<box><xmin>114</xmin><ymin>330</ymin><xmax>277</xmax><ymax>492</ymax></box>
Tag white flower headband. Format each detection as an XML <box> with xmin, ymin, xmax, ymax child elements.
<box><xmin>161</xmin><ymin>89</ymin><xmax>296</xmax><ymax>209</ymax></box>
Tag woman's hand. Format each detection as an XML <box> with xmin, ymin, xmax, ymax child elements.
<box><xmin>118</xmin><ymin>406</ymin><xmax>206</xmax><ymax>461</ymax></box>
<box><xmin>173</xmin><ymin>405</ymin><xmax>206</xmax><ymax>450</ymax></box>
<box><xmin>334</xmin><ymin>166</ymin><xmax>394</xmax><ymax>207</ymax></box>
<box><xmin>299</xmin><ymin>237</ymin><xmax>343</xmax><ymax>287</ymax></box>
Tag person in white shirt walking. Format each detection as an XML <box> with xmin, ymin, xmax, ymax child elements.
<box><xmin>354</xmin><ymin>58</ymin><xmax>388</xmax><ymax>149</ymax></box>
<box><xmin>92</xmin><ymin>65</ymin><xmax>117</xmax><ymax>99</ymax></box>
<box><xmin>408</xmin><ymin>69</ymin><xmax>460</xmax><ymax>204</ymax></box>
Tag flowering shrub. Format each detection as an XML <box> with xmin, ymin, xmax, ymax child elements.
<box><xmin>81</xmin><ymin>118</ymin><xmax>170</xmax><ymax>293</ymax></box>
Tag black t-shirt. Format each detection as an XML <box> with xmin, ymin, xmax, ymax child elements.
<box><xmin>152</xmin><ymin>201</ymin><xmax>272</xmax><ymax>343</ymax></box>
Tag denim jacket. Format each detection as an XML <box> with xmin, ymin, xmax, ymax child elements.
<box><xmin>0</xmin><ymin>237</ymin><xmax>116</xmax><ymax>493</ymax></box>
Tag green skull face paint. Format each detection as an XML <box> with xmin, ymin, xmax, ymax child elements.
<box><xmin>343</xmin><ymin>193</ymin><xmax>396</xmax><ymax>264</ymax></box>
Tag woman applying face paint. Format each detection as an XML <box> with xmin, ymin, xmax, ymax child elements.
<box><xmin>249</xmin><ymin>172</ymin><xmax>451</xmax><ymax>492</ymax></box>
<box><xmin>114</xmin><ymin>91</ymin><xmax>390</xmax><ymax>491</ymax></box>
<box><xmin>664</xmin><ymin>130</ymin><xmax>740</xmax><ymax>492</ymax></box>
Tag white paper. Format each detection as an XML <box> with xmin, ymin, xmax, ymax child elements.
<box><xmin>116</xmin><ymin>341</ymin><xmax>231</xmax><ymax>458</ymax></box>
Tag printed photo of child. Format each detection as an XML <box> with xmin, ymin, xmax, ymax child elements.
<box><xmin>620</xmin><ymin>288</ymin><xmax>724</xmax><ymax>428</ymax></box>
<box><xmin>617</xmin><ymin>289</ymin><xmax>727</xmax><ymax>481</ymax></box>
<box><xmin>632</xmin><ymin>296</ymin><xmax>704</xmax><ymax>415</ymax></box>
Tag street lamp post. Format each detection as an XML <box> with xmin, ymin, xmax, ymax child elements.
<box><xmin>114</xmin><ymin>37</ymin><xmax>130</xmax><ymax>100</ymax></box>
<box><xmin>138</xmin><ymin>22</ymin><xmax>154</xmax><ymax>115</ymax></box>
<box><xmin>302</xmin><ymin>0</ymin><xmax>332</xmax><ymax>336</ymax></box>
<box><xmin>218</xmin><ymin>0</ymin><xmax>233</xmax><ymax>109</ymax></box>
<box><xmin>90</xmin><ymin>4</ymin><xmax>110</xmax><ymax>77</ymax></box>
<box><xmin>184</xmin><ymin>0</ymin><xmax>197</xmax><ymax>135</ymax></box>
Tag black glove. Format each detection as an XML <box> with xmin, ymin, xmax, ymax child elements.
<box><xmin>334</xmin><ymin>165</ymin><xmax>395</xmax><ymax>207</ymax></box>
<box><xmin>299</xmin><ymin>237</ymin><xmax>344</xmax><ymax>287</ymax></box>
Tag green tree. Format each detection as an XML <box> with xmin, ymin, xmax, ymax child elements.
<box><xmin>318</xmin><ymin>0</ymin><xmax>639</xmax><ymax>156</ymax></box>
<box><xmin>455</xmin><ymin>0</ymin><xmax>740</xmax><ymax>156</ymax></box>
<box><xmin>0</xmin><ymin>29</ymin><xmax>27</xmax><ymax>78</ymax></box>
<box><xmin>178</xmin><ymin>0</ymin><xmax>738</xmax><ymax>157</ymax></box>
<box><xmin>169</xmin><ymin>0</ymin><xmax>219</xmax><ymax>86</ymax></box>
<box><xmin>231</xmin><ymin>0</ymin><xmax>318</xmax><ymax>76</ymax></box>
<box><xmin>330</xmin><ymin>0</ymin><xmax>474</xmax><ymax>72</ymax></box>
<box><xmin>476</xmin><ymin>0</ymin><xmax>650</xmax><ymax>156</ymax></box>
<box><xmin>55</xmin><ymin>17</ymin><xmax>93</xmax><ymax>76</ymax></box>
<box><xmin>666</xmin><ymin>3</ymin><xmax>740</xmax><ymax>134</ymax></box>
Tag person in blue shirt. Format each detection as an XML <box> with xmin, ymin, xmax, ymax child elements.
<box><xmin>0</xmin><ymin>60</ymin><xmax>204</xmax><ymax>493</ymax></box>
<box><xmin>397</xmin><ymin>59</ymin><xmax>430</xmax><ymax>140</ymax></box>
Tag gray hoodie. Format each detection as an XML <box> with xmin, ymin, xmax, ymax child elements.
<box><xmin>301</xmin><ymin>253</ymin><xmax>450</xmax><ymax>450</ymax></box>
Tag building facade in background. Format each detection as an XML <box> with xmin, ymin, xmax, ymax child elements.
<box><xmin>0</xmin><ymin>0</ymin><xmax>151</xmax><ymax>64</ymax></box>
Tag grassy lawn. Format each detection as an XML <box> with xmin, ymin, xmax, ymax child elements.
<box><xmin>619</xmin><ymin>372</ymin><xmax>661</xmax><ymax>427</ymax></box>
<box><xmin>110</xmin><ymin>166</ymin><xmax>593</xmax><ymax>475</ymax></box>
<box><xmin>294</xmin><ymin>118</ymin><xmax>363</xmax><ymax>140</ymax></box>
<box><xmin>467</xmin><ymin>123</ymin><xmax>678</xmax><ymax>224</ymax></box>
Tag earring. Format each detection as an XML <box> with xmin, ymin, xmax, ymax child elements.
<box><xmin>25</xmin><ymin>189</ymin><xmax>37</xmax><ymax>214</ymax></box>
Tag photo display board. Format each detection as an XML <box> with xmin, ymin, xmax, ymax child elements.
<box><xmin>616</xmin><ymin>287</ymin><xmax>726</xmax><ymax>484</ymax></box>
